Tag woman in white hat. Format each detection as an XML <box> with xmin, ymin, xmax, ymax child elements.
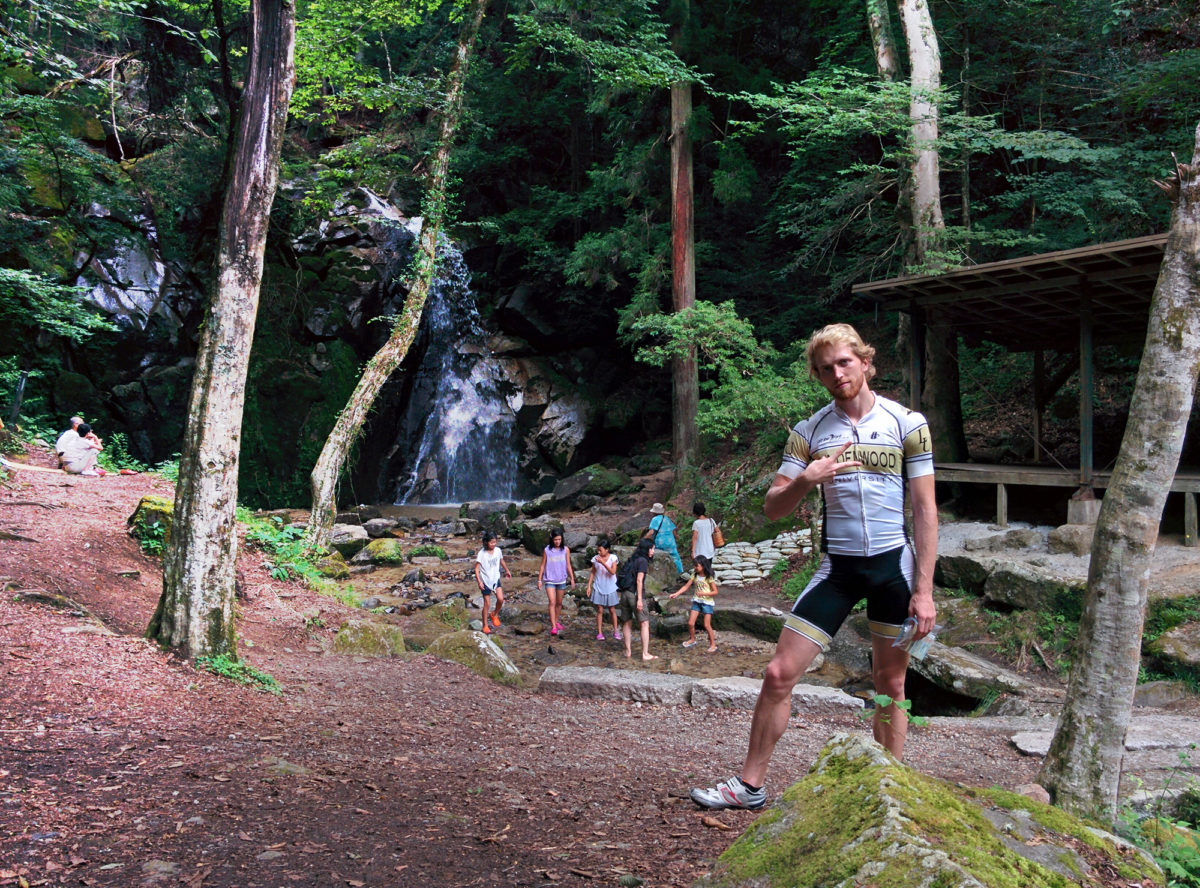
<box><xmin>647</xmin><ymin>503</ymin><xmax>685</xmax><ymax>575</ymax></box>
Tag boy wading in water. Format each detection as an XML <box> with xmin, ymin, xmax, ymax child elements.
<box><xmin>475</xmin><ymin>532</ymin><xmax>512</xmax><ymax>635</ymax></box>
<box><xmin>691</xmin><ymin>324</ymin><xmax>938</xmax><ymax>810</ymax></box>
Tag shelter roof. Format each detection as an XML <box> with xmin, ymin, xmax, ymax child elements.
<box><xmin>852</xmin><ymin>234</ymin><xmax>1167</xmax><ymax>351</ymax></box>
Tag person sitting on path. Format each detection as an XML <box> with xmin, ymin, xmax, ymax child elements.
<box><xmin>690</xmin><ymin>323</ymin><xmax>937</xmax><ymax>811</ymax></box>
<box><xmin>58</xmin><ymin>422</ymin><xmax>105</xmax><ymax>476</ymax></box>
<box><xmin>690</xmin><ymin>501</ymin><xmax>718</xmax><ymax>562</ymax></box>
<box><xmin>586</xmin><ymin>537</ymin><xmax>620</xmax><ymax>641</ymax></box>
<box><xmin>618</xmin><ymin>536</ymin><xmax>658</xmax><ymax>661</ymax></box>
<box><xmin>648</xmin><ymin>503</ymin><xmax>685</xmax><ymax>577</ymax></box>
<box><xmin>56</xmin><ymin>415</ymin><xmax>103</xmax><ymax>471</ymax></box>
<box><xmin>475</xmin><ymin>532</ymin><xmax>512</xmax><ymax>635</ymax></box>
<box><xmin>669</xmin><ymin>554</ymin><xmax>719</xmax><ymax>652</ymax></box>
<box><xmin>538</xmin><ymin>528</ymin><xmax>575</xmax><ymax>636</ymax></box>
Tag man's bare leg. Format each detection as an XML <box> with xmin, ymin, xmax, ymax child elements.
<box><xmin>870</xmin><ymin>634</ymin><xmax>910</xmax><ymax>758</ymax></box>
<box><xmin>740</xmin><ymin>630</ymin><xmax>823</xmax><ymax>787</ymax></box>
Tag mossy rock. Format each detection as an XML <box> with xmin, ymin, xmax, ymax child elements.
<box><xmin>315</xmin><ymin>550</ymin><xmax>350</xmax><ymax>579</ymax></box>
<box><xmin>719</xmin><ymin>475</ymin><xmax>806</xmax><ymax>544</ymax></box>
<box><xmin>401</xmin><ymin>599</ymin><xmax>470</xmax><ymax>651</ymax></box>
<box><xmin>576</xmin><ymin>463</ymin><xmax>634</xmax><ymax>496</ymax></box>
<box><xmin>521</xmin><ymin>493</ymin><xmax>555</xmax><ymax>518</ymax></box>
<box><xmin>706</xmin><ymin>733</ymin><xmax>1163</xmax><ymax>888</ymax></box>
<box><xmin>425</xmin><ymin>630</ymin><xmax>520</xmax><ymax>686</ymax></box>
<box><xmin>331</xmin><ymin>619</ymin><xmax>406</xmax><ymax>657</ymax></box>
<box><xmin>353</xmin><ymin>538</ymin><xmax>406</xmax><ymax>565</ymax></box>
<box><xmin>127</xmin><ymin>495</ymin><xmax>174</xmax><ymax>543</ymax></box>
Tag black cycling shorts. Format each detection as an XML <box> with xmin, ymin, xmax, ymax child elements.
<box><xmin>784</xmin><ymin>545</ymin><xmax>913</xmax><ymax>650</ymax></box>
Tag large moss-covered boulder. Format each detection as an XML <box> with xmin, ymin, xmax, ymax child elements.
<box><xmin>703</xmin><ymin>733</ymin><xmax>1163</xmax><ymax>888</ymax></box>
<box><xmin>983</xmin><ymin>562</ymin><xmax>1085</xmax><ymax>613</ymax></box>
<box><xmin>351</xmin><ymin>538</ymin><xmax>406</xmax><ymax>565</ymax></box>
<box><xmin>401</xmin><ymin>598</ymin><xmax>471</xmax><ymax>651</ymax></box>
<box><xmin>127</xmin><ymin>495</ymin><xmax>174</xmax><ymax>544</ymax></box>
<box><xmin>315</xmin><ymin>550</ymin><xmax>350</xmax><ymax>579</ymax></box>
<box><xmin>331</xmin><ymin>620</ymin><xmax>406</xmax><ymax>657</ymax></box>
<box><xmin>1147</xmin><ymin>621</ymin><xmax>1200</xmax><ymax>677</ymax></box>
<box><xmin>426</xmin><ymin>630</ymin><xmax>520</xmax><ymax>685</ymax></box>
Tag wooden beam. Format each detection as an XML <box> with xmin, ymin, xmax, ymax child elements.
<box><xmin>1033</xmin><ymin>350</ymin><xmax>1044</xmax><ymax>462</ymax></box>
<box><xmin>996</xmin><ymin>482</ymin><xmax>1008</xmax><ymax>528</ymax></box>
<box><xmin>1079</xmin><ymin>287</ymin><xmax>1094</xmax><ymax>489</ymax></box>
<box><xmin>1186</xmin><ymin>493</ymin><xmax>1197</xmax><ymax>548</ymax></box>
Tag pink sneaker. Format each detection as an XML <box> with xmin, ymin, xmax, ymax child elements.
<box><xmin>596</xmin><ymin>633</ymin><xmax>605</xmax><ymax>641</ymax></box>
<box><xmin>554</xmin><ymin>622</ymin><xmax>564</xmax><ymax>633</ymax></box>
<box><xmin>550</xmin><ymin>625</ymin><xmax>559</xmax><ymax>636</ymax></box>
<box><xmin>614</xmin><ymin>628</ymin><xmax>623</xmax><ymax>641</ymax></box>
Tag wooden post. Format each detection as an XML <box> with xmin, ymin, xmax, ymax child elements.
<box><xmin>1079</xmin><ymin>288</ymin><xmax>1094</xmax><ymax>489</ymax></box>
<box><xmin>996</xmin><ymin>482</ymin><xmax>1008</xmax><ymax>528</ymax></box>
<box><xmin>1186</xmin><ymin>492</ymin><xmax>1198</xmax><ymax>548</ymax></box>
<box><xmin>1032</xmin><ymin>350</ymin><xmax>1045</xmax><ymax>462</ymax></box>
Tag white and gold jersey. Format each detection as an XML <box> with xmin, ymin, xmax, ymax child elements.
<box><xmin>777</xmin><ymin>395</ymin><xmax>934</xmax><ymax>556</ymax></box>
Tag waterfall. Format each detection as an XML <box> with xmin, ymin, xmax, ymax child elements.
<box><xmin>392</xmin><ymin>242</ymin><xmax>524</xmax><ymax>505</ymax></box>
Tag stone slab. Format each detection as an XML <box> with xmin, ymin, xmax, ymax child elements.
<box><xmin>691</xmin><ymin>676</ymin><xmax>863</xmax><ymax>713</ymax></box>
<box><xmin>537</xmin><ymin>665</ymin><xmax>694</xmax><ymax>706</ymax></box>
<box><xmin>1011</xmin><ymin>714</ymin><xmax>1200</xmax><ymax>758</ymax></box>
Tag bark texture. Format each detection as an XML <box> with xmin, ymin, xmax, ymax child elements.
<box><xmin>898</xmin><ymin>0</ymin><xmax>968</xmax><ymax>457</ymax></box>
<box><xmin>1039</xmin><ymin>123</ymin><xmax>1200</xmax><ymax>821</ymax></box>
<box><xmin>305</xmin><ymin>0</ymin><xmax>489</xmax><ymax>551</ymax></box>
<box><xmin>147</xmin><ymin>0</ymin><xmax>295</xmax><ymax>657</ymax></box>
<box><xmin>866</xmin><ymin>0</ymin><xmax>900</xmax><ymax>82</ymax></box>
<box><xmin>670</xmin><ymin>74</ymin><xmax>698</xmax><ymax>467</ymax></box>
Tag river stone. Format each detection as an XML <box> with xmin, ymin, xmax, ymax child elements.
<box><xmin>363</xmin><ymin>517</ymin><xmax>398</xmax><ymax>538</ymax></box>
<box><xmin>1134</xmin><ymin>680</ymin><xmax>1196</xmax><ymax>709</ymax></box>
<box><xmin>315</xmin><ymin>550</ymin><xmax>350</xmax><ymax>579</ymax></box>
<box><xmin>1147</xmin><ymin>622</ymin><xmax>1200</xmax><ymax>671</ymax></box>
<box><xmin>983</xmin><ymin>562</ymin><xmax>1085</xmax><ymax>612</ymax></box>
<box><xmin>329</xmin><ymin>523</ymin><xmax>369</xmax><ymax>557</ymax></box>
<box><xmin>331</xmin><ymin>619</ymin><xmax>406</xmax><ymax>656</ymax></box>
<box><xmin>934</xmin><ymin>552</ymin><xmax>995</xmax><ymax>594</ymax></box>
<box><xmin>690</xmin><ymin>676</ymin><xmax>862</xmax><ymax>713</ymax></box>
<box><xmin>426</xmin><ymin>630</ymin><xmax>520</xmax><ymax>685</ymax></box>
<box><xmin>402</xmin><ymin>598</ymin><xmax>470</xmax><ymax>650</ymax></box>
<box><xmin>909</xmin><ymin>642</ymin><xmax>1037</xmax><ymax>699</ymax></box>
<box><xmin>538</xmin><ymin>665</ymin><xmax>694</xmax><ymax>706</ymax></box>
<box><xmin>1048</xmin><ymin>523</ymin><xmax>1094</xmax><ymax>555</ymax></box>
<box><xmin>521</xmin><ymin>493</ymin><xmax>555</xmax><ymax>518</ymax></box>
<box><xmin>350</xmin><ymin>538</ymin><xmax>407</xmax><ymax>565</ymax></box>
<box><xmin>702</xmin><ymin>732</ymin><xmax>1163</xmax><ymax>888</ymax></box>
<box><xmin>563</xmin><ymin>529</ymin><xmax>589</xmax><ymax>550</ymax></box>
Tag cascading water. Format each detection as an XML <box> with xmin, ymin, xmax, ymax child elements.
<box><xmin>392</xmin><ymin>242</ymin><xmax>524</xmax><ymax>505</ymax></box>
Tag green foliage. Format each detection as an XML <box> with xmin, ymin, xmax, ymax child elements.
<box><xmin>242</xmin><ymin>515</ymin><xmax>323</xmax><ymax>582</ymax></box>
<box><xmin>409</xmin><ymin>544</ymin><xmax>447</xmax><ymax>560</ymax></box>
<box><xmin>862</xmin><ymin>693</ymin><xmax>928</xmax><ymax>729</ymax></box>
<box><xmin>130</xmin><ymin>517</ymin><xmax>167</xmax><ymax>557</ymax></box>
<box><xmin>97</xmin><ymin>432</ymin><xmax>149</xmax><ymax>473</ymax></box>
<box><xmin>1144</xmin><ymin>597</ymin><xmax>1200</xmax><ymax>647</ymax></box>
<box><xmin>1119</xmin><ymin>747</ymin><xmax>1200</xmax><ymax>888</ymax></box>
<box><xmin>153</xmin><ymin>456</ymin><xmax>181</xmax><ymax>484</ymax></box>
<box><xmin>195</xmin><ymin>653</ymin><xmax>282</xmax><ymax>695</ymax></box>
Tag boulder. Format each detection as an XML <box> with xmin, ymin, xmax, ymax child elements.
<box><xmin>521</xmin><ymin>493</ymin><xmax>555</xmax><ymax>518</ymax></box>
<box><xmin>1147</xmin><ymin>622</ymin><xmax>1200</xmax><ymax>672</ymax></box>
<box><xmin>963</xmin><ymin>528</ymin><xmax>1044</xmax><ymax>552</ymax></box>
<box><xmin>515</xmin><ymin>514</ymin><xmax>559</xmax><ymax>554</ymax></box>
<box><xmin>426</xmin><ymin>630</ymin><xmax>520</xmax><ymax>685</ymax></box>
<box><xmin>1048</xmin><ymin>524</ymin><xmax>1094</xmax><ymax>556</ymax></box>
<box><xmin>910</xmin><ymin>642</ymin><xmax>1038</xmax><ymax>700</ymax></box>
<box><xmin>363</xmin><ymin>518</ymin><xmax>398</xmax><ymax>538</ymax></box>
<box><xmin>690</xmin><ymin>676</ymin><xmax>862</xmax><ymax>713</ymax></box>
<box><xmin>460</xmin><ymin>501</ymin><xmax>513</xmax><ymax>522</ymax></box>
<box><xmin>315</xmin><ymin>550</ymin><xmax>350</xmax><ymax>579</ymax></box>
<box><xmin>350</xmin><ymin>538</ymin><xmax>407</xmax><ymax>566</ymax></box>
<box><xmin>401</xmin><ymin>598</ymin><xmax>471</xmax><ymax>651</ymax></box>
<box><xmin>983</xmin><ymin>562</ymin><xmax>1086</xmax><ymax>612</ymax></box>
<box><xmin>331</xmin><ymin>620</ymin><xmax>406</xmax><ymax>657</ymax></box>
<box><xmin>934</xmin><ymin>552</ymin><xmax>995</xmax><ymax>595</ymax></box>
<box><xmin>533</xmin><ymin>391</ymin><xmax>594</xmax><ymax>474</ymax></box>
<box><xmin>329</xmin><ymin>524</ymin><xmax>369</xmax><ymax>558</ymax></box>
<box><xmin>702</xmin><ymin>733</ymin><xmax>1163</xmax><ymax>888</ymax></box>
<box><xmin>127</xmin><ymin>495</ymin><xmax>174</xmax><ymax>543</ymax></box>
<box><xmin>563</xmin><ymin>529</ymin><xmax>590</xmax><ymax>550</ymax></box>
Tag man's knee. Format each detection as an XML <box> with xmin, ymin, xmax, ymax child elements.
<box><xmin>872</xmin><ymin>665</ymin><xmax>906</xmax><ymax>699</ymax></box>
<box><xmin>762</xmin><ymin>656</ymin><xmax>802</xmax><ymax>699</ymax></box>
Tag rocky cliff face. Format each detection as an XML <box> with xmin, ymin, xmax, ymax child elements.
<box><xmin>52</xmin><ymin>186</ymin><xmax>634</xmax><ymax>506</ymax></box>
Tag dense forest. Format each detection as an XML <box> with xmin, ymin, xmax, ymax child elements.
<box><xmin>3</xmin><ymin>0</ymin><xmax>1198</xmax><ymax>507</ymax></box>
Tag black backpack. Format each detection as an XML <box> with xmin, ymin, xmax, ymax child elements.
<box><xmin>616</xmin><ymin>556</ymin><xmax>640</xmax><ymax>592</ymax></box>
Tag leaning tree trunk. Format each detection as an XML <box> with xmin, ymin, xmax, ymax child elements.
<box><xmin>1039</xmin><ymin>125</ymin><xmax>1200</xmax><ymax>822</ymax></box>
<box><xmin>147</xmin><ymin>0</ymin><xmax>295</xmax><ymax>657</ymax></box>
<box><xmin>898</xmin><ymin>0</ymin><xmax>967</xmax><ymax>457</ymax></box>
<box><xmin>670</xmin><ymin>72</ymin><xmax>698</xmax><ymax>468</ymax></box>
<box><xmin>305</xmin><ymin>0</ymin><xmax>489</xmax><ymax>552</ymax></box>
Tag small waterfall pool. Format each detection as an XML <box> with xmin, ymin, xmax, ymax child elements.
<box><xmin>391</xmin><ymin>242</ymin><xmax>525</xmax><ymax>505</ymax></box>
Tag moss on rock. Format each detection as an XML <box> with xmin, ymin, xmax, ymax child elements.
<box><xmin>331</xmin><ymin>619</ymin><xmax>406</xmax><ymax>657</ymax></box>
<box><xmin>355</xmin><ymin>538</ymin><xmax>406</xmax><ymax>565</ymax></box>
<box><xmin>315</xmin><ymin>550</ymin><xmax>350</xmax><ymax>579</ymax></box>
<box><xmin>127</xmin><ymin>495</ymin><xmax>174</xmax><ymax>544</ymax></box>
<box><xmin>402</xmin><ymin>599</ymin><xmax>470</xmax><ymax>651</ymax></box>
<box><xmin>704</xmin><ymin>733</ymin><xmax>1163</xmax><ymax>888</ymax></box>
<box><xmin>425</xmin><ymin>629</ymin><xmax>520</xmax><ymax>686</ymax></box>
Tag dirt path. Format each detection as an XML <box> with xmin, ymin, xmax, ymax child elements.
<box><xmin>0</xmin><ymin>463</ymin><xmax>1046</xmax><ymax>888</ymax></box>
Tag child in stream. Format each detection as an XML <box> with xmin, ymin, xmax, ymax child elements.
<box><xmin>585</xmin><ymin>537</ymin><xmax>621</xmax><ymax>641</ymax></box>
<box><xmin>669</xmin><ymin>555</ymin><xmax>719</xmax><ymax>652</ymax></box>
<box><xmin>475</xmin><ymin>532</ymin><xmax>512</xmax><ymax>635</ymax></box>
<box><xmin>538</xmin><ymin>528</ymin><xmax>575</xmax><ymax>636</ymax></box>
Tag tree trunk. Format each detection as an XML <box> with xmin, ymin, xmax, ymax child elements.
<box><xmin>304</xmin><ymin>0</ymin><xmax>489</xmax><ymax>552</ymax></box>
<box><xmin>669</xmin><ymin>0</ymin><xmax>698</xmax><ymax>469</ymax></box>
<box><xmin>1039</xmin><ymin>124</ymin><xmax>1200</xmax><ymax>822</ymax></box>
<box><xmin>898</xmin><ymin>0</ymin><xmax>968</xmax><ymax>458</ymax></box>
<box><xmin>866</xmin><ymin>0</ymin><xmax>901</xmax><ymax>81</ymax></box>
<box><xmin>146</xmin><ymin>0</ymin><xmax>295</xmax><ymax>658</ymax></box>
<box><xmin>670</xmin><ymin>76</ymin><xmax>698</xmax><ymax>467</ymax></box>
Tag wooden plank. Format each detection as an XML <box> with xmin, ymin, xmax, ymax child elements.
<box><xmin>935</xmin><ymin>463</ymin><xmax>1200</xmax><ymax>492</ymax></box>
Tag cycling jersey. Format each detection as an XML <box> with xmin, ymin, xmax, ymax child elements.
<box><xmin>777</xmin><ymin>395</ymin><xmax>933</xmax><ymax>556</ymax></box>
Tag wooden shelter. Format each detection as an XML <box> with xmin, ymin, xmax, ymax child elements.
<box><xmin>852</xmin><ymin>233</ymin><xmax>1198</xmax><ymax>544</ymax></box>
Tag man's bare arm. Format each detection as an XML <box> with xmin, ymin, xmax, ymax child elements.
<box><xmin>907</xmin><ymin>473</ymin><xmax>938</xmax><ymax>637</ymax></box>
